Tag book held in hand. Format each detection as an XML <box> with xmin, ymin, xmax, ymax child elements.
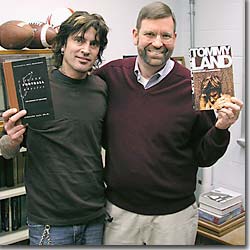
<box><xmin>189</xmin><ymin>45</ymin><xmax>234</xmax><ymax>110</ymax></box>
<box><xmin>1</xmin><ymin>57</ymin><xmax>54</xmax><ymax>123</ymax></box>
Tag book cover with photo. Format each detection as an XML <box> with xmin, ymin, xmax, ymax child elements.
<box><xmin>189</xmin><ymin>45</ymin><xmax>234</xmax><ymax>110</ymax></box>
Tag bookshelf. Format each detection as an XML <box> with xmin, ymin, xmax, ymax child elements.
<box><xmin>0</xmin><ymin>49</ymin><xmax>53</xmax><ymax>245</ymax></box>
<box><xmin>0</xmin><ymin>227</ymin><xmax>28</xmax><ymax>245</ymax></box>
<box><xmin>0</xmin><ymin>185</ymin><xmax>26</xmax><ymax>200</ymax></box>
<box><xmin>0</xmin><ymin>184</ymin><xmax>27</xmax><ymax>245</ymax></box>
<box><xmin>0</xmin><ymin>146</ymin><xmax>28</xmax><ymax>244</ymax></box>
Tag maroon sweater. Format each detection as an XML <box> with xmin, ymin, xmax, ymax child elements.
<box><xmin>95</xmin><ymin>57</ymin><xmax>230</xmax><ymax>215</ymax></box>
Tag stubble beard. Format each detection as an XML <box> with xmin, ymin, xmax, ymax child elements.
<box><xmin>139</xmin><ymin>46</ymin><xmax>172</xmax><ymax>67</ymax></box>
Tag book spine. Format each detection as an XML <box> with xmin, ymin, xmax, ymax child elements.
<box><xmin>17</xmin><ymin>152</ymin><xmax>26</xmax><ymax>184</ymax></box>
<box><xmin>4</xmin><ymin>158</ymin><xmax>15</xmax><ymax>187</ymax></box>
<box><xmin>189</xmin><ymin>49</ymin><xmax>196</xmax><ymax>110</ymax></box>
<box><xmin>199</xmin><ymin>200</ymin><xmax>242</xmax><ymax>215</ymax></box>
<box><xmin>2</xmin><ymin>61</ymin><xmax>19</xmax><ymax>110</ymax></box>
<box><xmin>198</xmin><ymin>206</ymin><xmax>243</xmax><ymax>224</ymax></box>
<box><xmin>0</xmin><ymin>157</ymin><xmax>6</xmax><ymax>187</ymax></box>
<box><xmin>20</xmin><ymin>195</ymin><xmax>27</xmax><ymax>226</ymax></box>
<box><xmin>1</xmin><ymin>199</ymin><xmax>9</xmax><ymax>231</ymax></box>
<box><xmin>11</xmin><ymin>197</ymin><xmax>19</xmax><ymax>231</ymax></box>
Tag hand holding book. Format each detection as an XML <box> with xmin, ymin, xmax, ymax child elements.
<box><xmin>215</xmin><ymin>96</ymin><xmax>243</xmax><ymax>129</ymax></box>
<box><xmin>0</xmin><ymin>108</ymin><xmax>27</xmax><ymax>158</ymax></box>
<box><xmin>189</xmin><ymin>45</ymin><xmax>243</xmax><ymax>129</ymax></box>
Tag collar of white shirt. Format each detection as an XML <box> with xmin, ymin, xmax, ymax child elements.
<box><xmin>134</xmin><ymin>57</ymin><xmax>175</xmax><ymax>89</ymax></box>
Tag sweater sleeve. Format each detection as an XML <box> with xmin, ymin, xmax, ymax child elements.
<box><xmin>0</xmin><ymin>129</ymin><xmax>27</xmax><ymax>159</ymax></box>
<box><xmin>0</xmin><ymin>134</ymin><xmax>21</xmax><ymax>159</ymax></box>
<box><xmin>191</xmin><ymin>110</ymin><xmax>230</xmax><ymax>167</ymax></box>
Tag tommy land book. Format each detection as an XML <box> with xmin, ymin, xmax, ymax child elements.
<box><xmin>1</xmin><ymin>57</ymin><xmax>54</xmax><ymax>123</ymax></box>
<box><xmin>199</xmin><ymin>187</ymin><xmax>242</xmax><ymax>210</ymax></box>
<box><xmin>189</xmin><ymin>45</ymin><xmax>234</xmax><ymax>110</ymax></box>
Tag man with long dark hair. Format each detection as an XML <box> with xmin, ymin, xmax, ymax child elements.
<box><xmin>0</xmin><ymin>11</ymin><xmax>109</xmax><ymax>245</ymax></box>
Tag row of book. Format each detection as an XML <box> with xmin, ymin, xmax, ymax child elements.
<box><xmin>198</xmin><ymin>187</ymin><xmax>245</xmax><ymax>237</ymax></box>
<box><xmin>1</xmin><ymin>151</ymin><xmax>27</xmax><ymax>233</ymax></box>
<box><xmin>0</xmin><ymin>151</ymin><xmax>26</xmax><ymax>188</ymax></box>
<box><xmin>0</xmin><ymin>195</ymin><xmax>27</xmax><ymax>232</ymax></box>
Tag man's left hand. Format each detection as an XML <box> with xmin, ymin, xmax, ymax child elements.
<box><xmin>215</xmin><ymin>97</ymin><xmax>243</xmax><ymax>129</ymax></box>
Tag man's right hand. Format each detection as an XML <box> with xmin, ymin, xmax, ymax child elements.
<box><xmin>2</xmin><ymin>108</ymin><xmax>27</xmax><ymax>147</ymax></box>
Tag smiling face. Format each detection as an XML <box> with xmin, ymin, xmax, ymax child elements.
<box><xmin>61</xmin><ymin>27</ymin><xmax>100</xmax><ymax>79</ymax></box>
<box><xmin>133</xmin><ymin>17</ymin><xmax>176</xmax><ymax>75</ymax></box>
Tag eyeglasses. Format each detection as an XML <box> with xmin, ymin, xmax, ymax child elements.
<box><xmin>143</xmin><ymin>32</ymin><xmax>174</xmax><ymax>43</ymax></box>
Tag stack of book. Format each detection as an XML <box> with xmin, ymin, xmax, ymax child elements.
<box><xmin>198</xmin><ymin>187</ymin><xmax>245</xmax><ymax>236</ymax></box>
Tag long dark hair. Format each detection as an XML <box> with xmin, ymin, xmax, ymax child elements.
<box><xmin>51</xmin><ymin>11</ymin><xmax>109</xmax><ymax>69</ymax></box>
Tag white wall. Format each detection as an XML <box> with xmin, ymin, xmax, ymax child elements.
<box><xmin>194</xmin><ymin>0</ymin><xmax>246</xmax><ymax>204</ymax></box>
<box><xmin>0</xmin><ymin>0</ymin><xmax>246</xmax><ymax>203</ymax></box>
<box><xmin>0</xmin><ymin>0</ymin><xmax>189</xmax><ymax>63</ymax></box>
<box><xmin>0</xmin><ymin>0</ymin><xmax>190</xmax><ymax>111</ymax></box>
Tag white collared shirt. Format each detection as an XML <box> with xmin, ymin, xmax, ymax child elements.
<box><xmin>134</xmin><ymin>58</ymin><xmax>175</xmax><ymax>89</ymax></box>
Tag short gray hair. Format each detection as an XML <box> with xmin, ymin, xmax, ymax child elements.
<box><xmin>136</xmin><ymin>1</ymin><xmax>176</xmax><ymax>32</ymax></box>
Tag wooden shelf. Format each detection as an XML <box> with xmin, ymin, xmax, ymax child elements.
<box><xmin>0</xmin><ymin>185</ymin><xmax>26</xmax><ymax>200</ymax></box>
<box><xmin>0</xmin><ymin>228</ymin><xmax>28</xmax><ymax>245</ymax></box>
<box><xmin>0</xmin><ymin>48</ymin><xmax>52</xmax><ymax>54</ymax></box>
<box><xmin>197</xmin><ymin>223</ymin><xmax>245</xmax><ymax>245</ymax></box>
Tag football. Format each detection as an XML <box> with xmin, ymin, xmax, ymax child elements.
<box><xmin>28</xmin><ymin>22</ymin><xmax>57</xmax><ymax>49</ymax></box>
<box><xmin>0</xmin><ymin>20</ymin><xmax>34</xmax><ymax>49</ymax></box>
